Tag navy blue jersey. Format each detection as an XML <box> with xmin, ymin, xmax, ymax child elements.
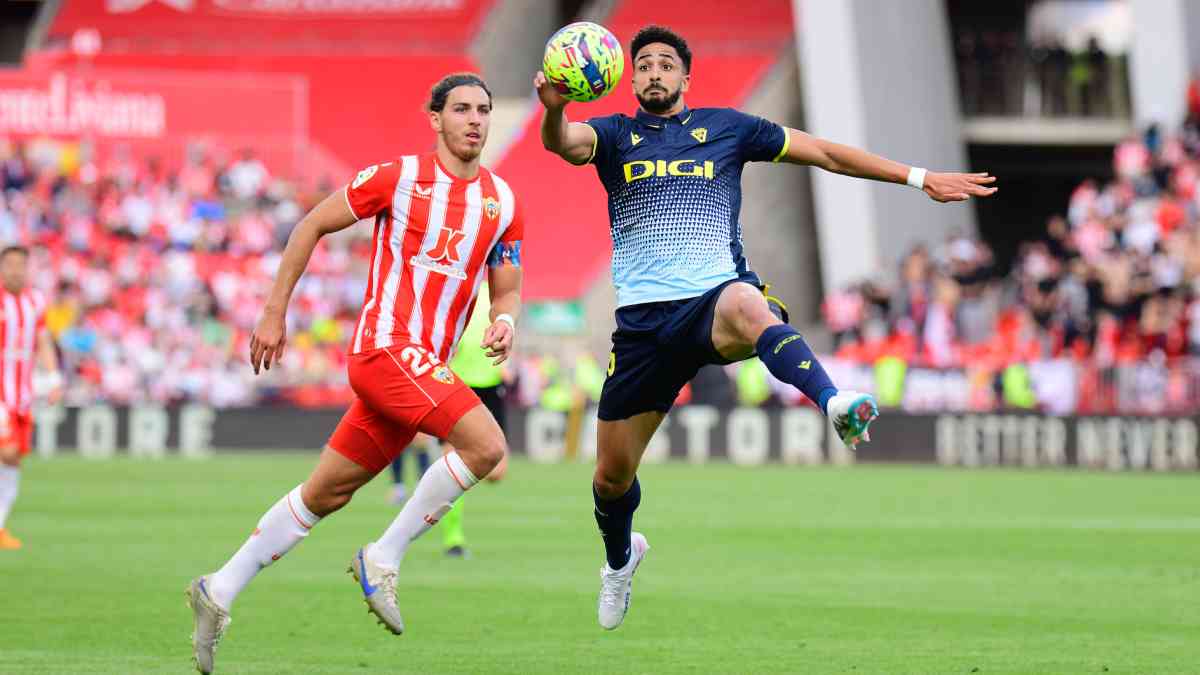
<box><xmin>584</xmin><ymin>106</ymin><xmax>789</xmax><ymax>307</ymax></box>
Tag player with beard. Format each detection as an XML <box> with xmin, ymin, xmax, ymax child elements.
<box><xmin>535</xmin><ymin>25</ymin><xmax>998</xmax><ymax>630</ymax></box>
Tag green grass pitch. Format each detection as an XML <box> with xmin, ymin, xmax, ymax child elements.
<box><xmin>2</xmin><ymin>454</ymin><xmax>1198</xmax><ymax>674</ymax></box>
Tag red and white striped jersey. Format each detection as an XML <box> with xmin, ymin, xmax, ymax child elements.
<box><xmin>344</xmin><ymin>153</ymin><xmax>524</xmax><ymax>362</ymax></box>
<box><xmin>0</xmin><ymin>288</ymin><xmax>46</xmax><ymax>414</ymax></box>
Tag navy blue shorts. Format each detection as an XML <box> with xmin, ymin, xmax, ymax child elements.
<box><xmin>598</xmin><ymin>276</ymin><xmax>757</xmax><ymax>421</ymax></box>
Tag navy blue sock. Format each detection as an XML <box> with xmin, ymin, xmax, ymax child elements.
<box><xmin>389</xmin><ymin>457</ymin><xmax>404</xmax><ymax>484</ymax></box>
<box><xmin>755</xmin><ymin>324</ymin><xmax>838</xmax><ymax>415</ymax></box>
<box><xmin>594</xmin><ymin>477</ymin><xmax>641</xmax><ymax>569</ymax></box>
<box><xmin>417</xmin><ymin>450</ymin><xmax>431</xmax><ymax>475</ymax></box>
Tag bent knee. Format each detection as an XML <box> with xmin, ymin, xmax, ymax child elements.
<box><xmin>461</xmin><ymin>433</ymin><xmax>506</xmax><ymax>471</ymax></box>
<box><xmin>734</xmin><ymin>287</ymin><xmax>777</xmax><ymax>325</ymax></box>
<box><xmin>593</xmin><ymin>470</ymin><xmax>635</xmax><ymax>500</ymax></box>
<box><xmin>719</xmin><ymin>283</ymin><xmax>776</xmax><ymax>337</ymax></box>
<box><xmin>478</xmin><ymin>435</ymin><xmax>507</xmax><ymax>468</ymax></box>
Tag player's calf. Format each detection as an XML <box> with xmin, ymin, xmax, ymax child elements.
<box><xmin>753</xmin><ymin>323</ymin><xmax>839</xmax><ymax>415</ymax></box>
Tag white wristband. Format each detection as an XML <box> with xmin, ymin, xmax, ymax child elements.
<box><xmin>495</xmin><ymin>313</ymin><xmax>515</xmax><ymax>330</ymax></box>
<box><xmin>906</xmin><ymin>167</ymin><xmax>927</xmax><ymax>190</ymax></box>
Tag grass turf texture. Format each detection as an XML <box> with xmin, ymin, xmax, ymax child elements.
<box><xmin>1</xmin><ymin>455</ymin><xmax>1198</xmax><ymax>674</ymax></box>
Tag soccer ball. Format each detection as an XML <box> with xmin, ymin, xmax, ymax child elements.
<box><xmin>542</xmin><ymin>22</ymin><xmax>624</xmax><ymax>103</ymax></box>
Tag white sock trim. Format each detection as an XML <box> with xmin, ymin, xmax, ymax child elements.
<box><xmin>443</xmin><ymin>452</ymin><xmax>478</xmax><ymax>490</ymax></box>
<box><xmin>286</xmin><ymin>485</ymin><xmax>320</xmax><ymax>529</ymax></box>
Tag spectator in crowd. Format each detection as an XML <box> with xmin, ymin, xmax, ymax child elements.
<box><xmin>2</xmin><ymin>73</ymin><xmax>1198</xmax><ymax>417</ymax></box>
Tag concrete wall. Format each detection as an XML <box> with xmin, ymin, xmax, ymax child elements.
<box><xmin>472</xmin><ymin>0</ymin><xmax>564</xmax><ymax>97</ymax></box>
<box><xmin>1129</xmin><ymin>0</ymin><xmax>1200</xmax><ymax>127</ymax></box>
<box><xmin>795</xmin><ymin>0</ymin><xmax>975</xmax><ymax>293</ymax></box>
<box><xmin>740</xmin><ymin>53</ymin><xmax>823</xmax><ymax>323</ymax></box>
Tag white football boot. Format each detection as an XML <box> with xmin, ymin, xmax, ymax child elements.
<box><xmin>827</xmin><ymin>390</ymin><xmax>880</xmax><ymax>450</ymax></box>
<box><xmin>597</xmin><ymin>531</ymin><xmax>649</xmax><ymax>630</ymax></box>
<box><xmin>186</xmin><ymin>576</ymin><xmax>231</xmax><ymax>674</ymax></box>
<box><xmin>348</xmin><ymin>544</ymin><xmax>404</xmax><ymax>635</ymax></box>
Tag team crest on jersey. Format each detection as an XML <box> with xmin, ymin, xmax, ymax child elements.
<box><xmin>411</xmin><ymin>226</ymin><xmax>469</xmax><ymax>279</ymax></box>
<box><xmin>483</xmin><ymin>196</ymin><xmax>500</xmax><ymax>220</ymax></box>
<box><xmin>352</xmin><ymin>165</ymin><xmax>378</xmax><ymax>188</ymax></box>
<box><xmin>690</xmin><ymin>128</ymin><xmax>707</xmax><ymax>143</ymax></box>
<box><xmin>432</xmin><ymin>365</ymin><xmax>455</xmax><ymax>385</ymax></box>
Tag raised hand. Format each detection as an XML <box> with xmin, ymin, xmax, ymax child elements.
<box><xmin>534</xmin><ymin>70</ymin><xmax>568</xmax><ymax>111</ymax></box>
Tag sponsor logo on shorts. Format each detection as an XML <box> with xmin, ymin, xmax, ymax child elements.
<box><xmin>798</xmin><ymin>360</ymin><xmax>811</xmax><ymax>370</ymax></box>
<box><xmin>432</xmin><ymin>365</ymin><xmax>455</xmax><ymax>385</ymax></box>
<box><xmin>352</xmin><ymin>165</ymin><xmax>378</xmax><ymax>189</ymax></box>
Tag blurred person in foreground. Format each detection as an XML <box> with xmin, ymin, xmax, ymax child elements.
<box><xmin>436</xmin><ymin>282</ymin><xmax>512</xmax><ymax>558</ymax></box>
<box><xmin>0</xmin><ymin>245</ymin><xmax>63</xmax><ymax>550</ymax></box>
<box><xmin>186</xmin><ymin>73</ymin><xmax>525</xmax><ymax>674</ymax></box>
<box><xmin>537</xmin><ymin>24</ymin><xmax>997</xmax><ymax>631</ymax></box>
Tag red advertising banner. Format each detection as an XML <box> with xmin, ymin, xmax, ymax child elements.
<box><xmin>0</xmin><ymin>67</ymin><xmax>312</xmax><ymax>176</ymax></box>
<box><xmin>46</xmin><ymin>0</ymin><xmax>494</xmax><ymax>54</ymax></box>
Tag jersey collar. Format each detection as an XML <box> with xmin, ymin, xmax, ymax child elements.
<box><xmin>635</xmin><ymin>105</ymin><xmax>692</xmax><ymax>128</ymax></box>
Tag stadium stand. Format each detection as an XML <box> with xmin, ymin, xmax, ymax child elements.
<box><xmin>43</xmin><ymin>0</ymin><xmax>494</xmax><ymax>55</ymax></box>
<box><xmin>25</xmin><ymin>1</ymin><xmax>493</xmax><ymax>172</ymax></box>
<box><xmin>5</xmin><ymin>0</ymin><xmax>1199</xmax><ymax>416</ymax></box>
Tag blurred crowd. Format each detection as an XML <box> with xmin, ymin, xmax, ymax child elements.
<box><xmin>6</xmin><ymin>73</ymin><xmax>1200</xmax><ymax>413</ymax></box>
<box><xmin>827</xmin><ymin>114</ymin><xmax>1200</xmax><ymax>369</ymax></box>
<box><xmin>821</xmin><ymin>96</ymin><xmax>1200</xmax><ymax>413</ymax></box>
<box><xmin>0</xmin><ymin>139</ymin><xmax>372</xmax><ymax>407</ymax></box>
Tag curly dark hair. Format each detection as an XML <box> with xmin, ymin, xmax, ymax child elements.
<box><xmin>630</xmin><ymin>25</ymin><xmax>692</xmax><ymax>74</ymax></box>
<box><xmin>426</xmin><ymin>73</ymin><xmax>493</xmax><ymax>112</ymax></box>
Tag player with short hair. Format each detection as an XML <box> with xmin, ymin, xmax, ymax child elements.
<box><xmin>0</xmin><ymin>245</ymin><xmax>63</xmax><ymax>550</ymax></box>
<box><xmin>187</xmin><ymin>72</ymin><xmax>525</xmax><ymax>674</ymax></box>
<box><xmin>535</xmin><ymin>24</ymin><xmax>997</xmax><ymax>630</ymax></box>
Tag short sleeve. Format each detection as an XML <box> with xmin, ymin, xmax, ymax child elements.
<box><xmin>344</xmin><ymin>161</ymin><xmax>401</xmax><ymax>220</ymax></box>
<box><xmin>489</xmin><ymin>195</ymin><xmax>524</xmax><ymax>268</ymax></box>
<box><xmin>584</xmin><ymin>114</ymin><xmax>621</xmax><ymax>168</ymax></box>
<box><xmin>501</xmin><ymin>199</ymin><xmax>524</xmax><ymax>243</ymax></box>
<box><xmin>734</xmin><ymin>110</ymin><xmax>789</xmax><ymax>163</ymax></box>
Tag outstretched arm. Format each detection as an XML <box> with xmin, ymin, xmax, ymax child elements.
<box><xmin>249</xmin><ymin>189</ymin><xmax>358</xmax><ymax>374</ymax></box>
<box><xmin>780</xmin><ymin>128</ymin><xmax>997</xmax><ymax>203</ymax></box>
<box><xmin>534</xmin><ymin>71</ymin><xmax>599</xmax><ymax>165</ymax></box>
